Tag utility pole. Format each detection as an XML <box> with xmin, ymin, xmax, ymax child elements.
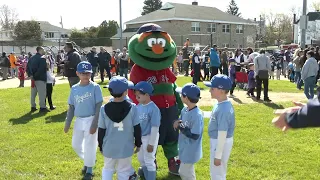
<box><xmin>301</xmin><ymin>0</ymin><xmax>307</xmax><ymax>48</ymax></box>
<box><xmin>259</xmin><ymin>15</ymin><xmax>262</xmax><ymax>40</ymax></box>
<box><xmin>119</xmin><ymin>0</ymin><xmax>123</xmax><ymax>49</ymax></box>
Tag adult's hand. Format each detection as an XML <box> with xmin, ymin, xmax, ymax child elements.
<box><xmin>272</xmin><ymin>102</ymin><xmax>304</xmax><ymax>131</ymax></box>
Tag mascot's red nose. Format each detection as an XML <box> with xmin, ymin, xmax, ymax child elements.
<box><xmin>152</xmin><ymin>44</ymin><xmax>164</xmax><ymax>54</ymax></box>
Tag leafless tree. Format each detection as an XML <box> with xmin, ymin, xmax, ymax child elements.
<box><xmin>0</xmin><ymin>4</ymin><xmax>18</xmax><ymax>31</ymax></box>
<box><xmin>311</xmin><ymin>1</ymin><xmax>320</xmax><ymax>11</ymax></box>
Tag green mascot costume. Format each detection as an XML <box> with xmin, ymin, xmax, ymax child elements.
<box><xmin>128</xmin><ymin>23</ymin><xmax>184</xmax><ymax>176</ymax></box>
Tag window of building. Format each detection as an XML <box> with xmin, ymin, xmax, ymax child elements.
<box><xmin>61</xmin><ymin>34</ymin><xmax>69</xmax><ymax>38</ymax></box>
<box><xmin>223</xmin><ymin>43</ymin><xmax>229</xmax><ymax>48</ymax></box>
<box><xmin>191</xmin><ymin>22</ymin><xmax>200</xmax><ymax>32</ymax></box>
<box><xmin>236</xmin><ymin>25</ymin><xmax>244</xmax><ymax>34</ymax></box>
<box><xmin>45</xmin><ymin>32</ymin><xmax>54</xmax><ymax>38</ymax></box>
<box><xmin>307</xmin><ymin>36</ymin><xmax>310</xmax><ymax>40</ymax></box>
<box><xmin>222</xmin><ymin>24</ymin><xmax>230</xmax><ymax>33</ymax></box>
<box><xmin>207</xmin><ymin>23</ymin><xmax>216</xmax><ymax>33</ymax></box>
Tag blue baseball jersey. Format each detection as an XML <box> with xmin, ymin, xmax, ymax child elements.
<box><xmin>208</xmin><ymin>100</ymin><xmax>235</xmax><ymax>139</ymax></box>
<box><xmin>68</xmin><ymin>82</ymin><xmax>103</xmax><ymax>117</ymax></box>
<box><xmin>109</xmin><ymin>95</ymin><xmax>132</xmax><ymax>102</ymax></box>
<box><xmin>178</xmin><ymin>107</ymin><xmax>204</xmax><ymax>164</ymax></box>
<box><xmin>136</xmin><ymin>101</ymin><xmax>161</xmax><ymax>136</ymax></box>
<box><xmin>98</xmin><ymin>104</ymin><xmax>140</xmax><ymax>159</ymax></box>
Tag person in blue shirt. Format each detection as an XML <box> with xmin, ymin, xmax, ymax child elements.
<box><xmin>203</xmin><ymin>74</ymin><xmax>235</xmax><ymax>180</ymax></box>
<box><xmin>174</xmin><ymin>83</ymin><xmax>204</xmax><ymax>180</ymax></box>
<box><xmin>131</xmin><ymin>81</ymin><xmax>161</xmax><ymax>180</ymax></box>
<box><xmin>98</xmin><ymin>76</ymin><xmax>142</xmax><ymax>180</ymax></box>
<box><xmin>210</xmin><ymin>44</ymin><xmax>221</xmax><ymax>79</ymax></box>
<box><xmin>64</xmin><ymin>61</ymin><xmax>103</xmax><ymax>180</ymax></box>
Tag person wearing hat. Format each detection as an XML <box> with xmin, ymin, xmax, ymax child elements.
<box><xmin>0</xmin><ymin>52</ymin><xmax>10</xmax><ymax>80</ymax></box>
<box><xmin>192</xmin><ymin>47</ymin><xmax>201</xmax><ymax>85</ymax></box>
<box><xmin>64</xmin><ymin>61</ymin><xmax>103</xmax><ymax>180</ymax></box>
<box><xmin>247</xmin><ymin>63</ymin><xmax>256</xmax><ymax>97</ymax></box>
<box><xmin>132</xmin><ymin>81</ymin><xmax>161</xmax><ymax>180</ymax></box>
<box><xmin>98</xmin><ymin>76</ymin><xmax>142</xmax><ymax>180</ymax></box>
<box><xmin>64</xmin><ymin>42</ymin><xmax>81</xmax><ymax>87</ymax></box>
<box><xmin>174</xmin><ymin>83</ymin><xmax>204</xmax><ymax>180</ymax></box>
<box><xmin>203</xmin><ymin>74</ymin><xmax>235</xmax><ymax>180</ymax></box>
<box><xmin>228</xmin><ymin>58</ymin><xmax>236</xmax><ymax>96</ymax></box>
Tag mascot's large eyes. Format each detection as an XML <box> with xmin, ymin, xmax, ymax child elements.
<box><xmin>147</xmin><ymin>38</ymin><xmax>157</xmax><ymax>47</ymax></box>
<box><xmin>157</xmin><ymin>38</ymin><xmax>166</xmax><ymax>47</ymax></box>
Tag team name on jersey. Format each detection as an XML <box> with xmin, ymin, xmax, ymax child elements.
<box><xmin>139</xmin><ymin>112</ymin><xmax>148</xmax><ymax>121</ymax></box>
<box><xmin>146</xmin><ymin>75</ymin><xmax>169</xmax><ymax>84</ymax></box>
<box><xmin>75</xmin><ymin>92</ymin><xmax>92</xmax><ymax>103</ymax></box>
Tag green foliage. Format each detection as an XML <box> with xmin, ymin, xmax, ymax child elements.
<box><xmin>69</xmin><ymin>20</ymin><xmax>119</xmax><ymax>47</ymax></box>
<box><xmin>13</xmin><ymin>20</ymin><xmax>42</xmax><ymax>46</ymax></box>
<box><xmin>141</xmin><ymin>0</ymin><xmax>162</xmax><ymax>15</ymax></box>
<box><xmin>226</xmin><ymin>0</ymin><xmax>241</xmax><ymax>17</ymax></box>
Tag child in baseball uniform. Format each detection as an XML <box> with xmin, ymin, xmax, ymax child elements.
<box><xmin>174</xmin><ymin>83</ymin><xmax>204</xmax><ymax>180</ymax></box>
<box><xmin>204</xmin><ymin>74</ymin><xmax>235</xmax><ymax>180</ymax></box>
<box><xmin>133</xmin><ymin>81</ymin><xmax>161</xmax><ymax>180</ymax></box>
<box><xmin>98</xmin><ymin>76</ymin><xmax>142</xmax><ymax>180</ymax></box>
<box><xmin>64</xmin><ymin>61</ymin><xmax>103</xmax><ymax>180</ymax></box>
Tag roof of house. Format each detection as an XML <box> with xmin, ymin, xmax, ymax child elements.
<box><xmin>37</xmin><ymin>21</ymin><xmax>71</xmax><ymax>33</ymax></box>
<box><xmin>295</xmin><ymin>12</ymin><xmax>320</xmax><ymax>23</ymax></box>
<box><xmin>125</xmin><ymin>2</ymin><xmax>255</xmax><ymax>25</ymax></box>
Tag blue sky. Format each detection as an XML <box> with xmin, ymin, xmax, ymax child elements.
<box><xmin>4</xmin><ymin>0</ymin><xmax>317</xmax><ymax>29</ymax></box>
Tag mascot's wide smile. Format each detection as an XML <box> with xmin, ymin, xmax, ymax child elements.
<box><xmin>128</xmin><ymin>31</ymin><xmax>177</xmax><ymax>71</ymax></box>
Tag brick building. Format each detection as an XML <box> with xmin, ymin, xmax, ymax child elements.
<box><xmin>111</xmin><ymin>1</ymin><xmax>257</xmax><ymax>50</ymax></box>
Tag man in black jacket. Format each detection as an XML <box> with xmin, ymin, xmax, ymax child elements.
<box><xmin>86</xmin><ymin>47</ymin><xmax>98</xmax><ymax>81</ymax></box>
<box><xmin>272</xmin><ymin>98</ymin><xmax>320</xmax><ymax>131</ymax></box>
<box><xmin>0</xmin><ymin>52</ymin><xmax>10</xmax><ymax>80</ymax></box>
<box><xmin>30</xmin><ymin>46</ymin><xmax>49</xmax><ymax>112</ymax></box>
<box><xmin>64</xmin><ymin>42</ymin><xmax>81</xmax><ymax>87</ymax></box>
<box><xmin>98</xmin><ymin>47</ymin><xmax>112</xmax><ymax>82</ymax></box>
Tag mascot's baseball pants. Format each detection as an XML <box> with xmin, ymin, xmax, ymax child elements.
<box><xmin>210</xmin><ymin>138</ymin><xmax>233</xmax><ymax>180</ymax></box>
<box><xmin>159</xmin><ymin>105</ymin><xmax>179</xmax><ymax>159</ymax></box>
<box><xmin>72</xmin><ymin>116</ymin><xmax>98</xmax><ymax>167</ymax></box>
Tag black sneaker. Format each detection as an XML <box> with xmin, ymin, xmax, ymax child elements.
<box><xmin>137</xmin><ymin>167</ymin><xmax>144</xmax><ymax>178</ymax></box>
<box><xmin>39</xmin><ymin>108</ymin><xmax>50</xmax><ymax>113</ymax></box>
<box><xmin>83</xmin><ymin>173</ymin><xmax>93</xmax><ymax>180</ymax></box>
<box><xmin>81</xmin><ymin>166</ymin><xmax>87</xmax><ymax>175</ymax></box>
<box><xmin>264</xmin><ymin>98</ymin><xmax>272</xmax><ymax>102</ymax></box>
<box><xmin>50</xmin><ymin>106</ymin><xmax>56</xmax><ymax>110</ymax></box>
<box><xmin>31</xmin><ymin>107</ymin><xmax>37</xmax><ymax>112</ymax></box>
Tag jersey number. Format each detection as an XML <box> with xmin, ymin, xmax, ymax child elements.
<box><xmin>114</xmin><ymin>122</ymin><xmax>124</xmax><ymax>131</ymax></box>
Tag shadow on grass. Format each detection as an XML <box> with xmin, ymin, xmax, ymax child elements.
<box><xmin>45</xmin><ymin>111</ymin><xmax>67</xmax><ymax>123</ymax></box>
<box><xmin>261</xmin><ymin>102</ymin><xmax>284</xmax><ymax>109</ymax></box>
<box><xmin>157</xmin><ymin>173</ymin><xmax>181</xmax><ymax>180</ymax></box>
<box><xmin>9</xmin><ymin>111</ymin><xmax>48</xmax><ymax>125</ymax></box>
<box><xmin>230</xmin><ymin>96</ymin><xmax>243</xmax><ymax>104</ymax></box>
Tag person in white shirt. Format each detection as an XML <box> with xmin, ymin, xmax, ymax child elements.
<box><xmin>46</xmin><ymin>63</ymin><xmax>56</xmax><ymax>110</ymax></box>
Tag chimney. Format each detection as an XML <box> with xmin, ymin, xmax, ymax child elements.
<box><xmin>192</xmin><ymin>1</ymin><xmax>198</xmax><ymax>5</ymax></box>
<box><xmin>293</xmin><ymin>14</ymin><xmax>296</xmax><ymax>24</ymax></box>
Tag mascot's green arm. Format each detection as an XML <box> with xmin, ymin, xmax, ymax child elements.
<box><xmin>173</xmin><ymin>83</ymin><xmax>184</xmax><ymax>115</ymax></box>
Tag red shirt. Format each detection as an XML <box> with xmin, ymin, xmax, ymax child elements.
<box><xmin>129</xmin><ymin>64</ymin><xmax>177</xmax><ymax>108</ymax></box>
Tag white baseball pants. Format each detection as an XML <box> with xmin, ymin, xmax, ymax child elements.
<box><xmin>102</xmin><ymin>157</ymin><xmax>135</xmax><ymax>180</ymax></box>
<box><xmin>210</xmin><ymin>138</ymin><xmax>234</xmax><ymax>180</ymax></box>
<box><xmin>137</xmin><ymin>134</ymin><xmax>159</xmax><ymax>171</ymax></box>
<box><xmin>72</xmin><ymin>116</ymin><xmax>98</xmax><ymax>167</ymax></box>
<box><xmin>179</xmin><ymin>163</ymin><xmax>196</xmax><ymax>180</ymax></box>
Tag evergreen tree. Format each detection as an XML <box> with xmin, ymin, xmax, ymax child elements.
<box><xmin>141</xmin><ymin>0</ymin><xmax>162</xmax><ymax>15</ymax></box>
<box><xmin>227</xmin><ymin>0</ymin><xmax>241</xmax><ymax>17</ymax></box>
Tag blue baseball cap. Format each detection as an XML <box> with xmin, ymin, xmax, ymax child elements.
<box><xmin>104</xmin><ymin>76</ymin><xmax>134</xmax><ymax>94</ymax></box>
<box><xmin>137</xmin><ymin>23</ymin><xmax>164</xmax><ymax>34</ymax></box>
<box><xmin>133</xmin><ymin>81</ymin><xmax>154</xmax><ymax>95</ymax></box>
<box><xmin>77</xmin><ymin>61</ymin><xmax>93</xmax><ymax>73</ymax></box>
<box><xmin>175</xmin><ymin>83</ymin><xmax>201</xmax><ymax>100</ymax></box>
<box><xmin>204</xmin><ymin>74</ymin><xmax>232</xmax><ymax>90</ymax></box>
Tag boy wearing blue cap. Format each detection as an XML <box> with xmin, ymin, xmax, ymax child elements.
<box><xmin>64</xmin><ymin>61</ymin><xmax>103</xmax><ymax>180</ymax></box>
<box><xmin>204</xmin><ymin>74</ymin><xmax>235</xmax><ymax>180</ymax></box>
<box><xmin>98</xmin><ymin>76</ymin><xmax>142</xmax><ymax>180</ymax></box>
<box><xmin>133</xmin><ymin>81</ymin><xmax>161</xmax><ymax>180</ymax></box>
<box><xmin>174</xmin><ymin>83</ymin><xmax>204</xmax><ymax>180</ymax></box>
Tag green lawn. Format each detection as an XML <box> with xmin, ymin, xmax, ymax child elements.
<box><xmin>176</xmin><ymin>76</ymin><xmax>302</xmax><ymax>93</ymax></box>
<box><xmin>1</xmin><ymin>83</ymin><xmax>319</xmax><ymax>180</ymax></box>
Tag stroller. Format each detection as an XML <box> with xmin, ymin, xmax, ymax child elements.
<box><xmin>235</xmin><ymin>64</ymin><xmax>249</xmax><ymax>90</ymax></box>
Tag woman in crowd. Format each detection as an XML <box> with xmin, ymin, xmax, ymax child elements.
<box><xmin>234</xmin><ymin>49</ymin><xmax>245</xmax><ymax>64</ymax></box>
<box><xmin>293</xmin><ymin>49</ymin><xmax>303</xmax><ymax>90</ymax></box>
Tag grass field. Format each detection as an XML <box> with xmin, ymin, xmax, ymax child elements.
<box><xmin>1</xmin><ymin>82</ymin><xmax>319</xmax><ymax>180</ymax></box>
<box><xmin>176</xmin><ymin>76</ymin><xmax>302</xmax><ymax>93</ymax></box>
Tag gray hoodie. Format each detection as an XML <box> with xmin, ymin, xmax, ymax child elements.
<box><xmin>301</xmin><ymin>57</ymin><xmax>319</xmax><ymax>81</ymax></box>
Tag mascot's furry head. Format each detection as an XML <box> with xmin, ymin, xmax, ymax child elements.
<box><xmin>128</xmin><ymin>23</ymin><xmax>177</xmax><ymax>71</ymax></box>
